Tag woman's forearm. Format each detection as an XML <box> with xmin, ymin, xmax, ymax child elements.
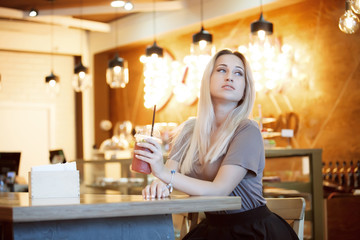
<box><xmin>160</xmin><ymin>160</ymin><xmax>246</xmax><ymax>196</ymax></box>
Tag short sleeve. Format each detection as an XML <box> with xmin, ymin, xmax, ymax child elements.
<box><xmin>221</xmin><ymin>120</ymin><xmax>264</xmax><ymax>176</ymax></box>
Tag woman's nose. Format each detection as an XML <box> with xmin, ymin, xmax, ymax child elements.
<box><xmin>225</xmin><ymin>76</ymin><xmax>234</xmax><ymax>82</ymax></box>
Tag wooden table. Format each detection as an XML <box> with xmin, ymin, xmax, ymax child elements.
<box><xmin>0</xmin><ymin>192</ymin><xmax>241</xmax><ymax>240</ymax></box>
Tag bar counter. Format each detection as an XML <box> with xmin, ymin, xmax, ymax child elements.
<box><xmin>0</xmin><ymin>192</ymin><xmax>241</xmax><ymax>240</ymax></box>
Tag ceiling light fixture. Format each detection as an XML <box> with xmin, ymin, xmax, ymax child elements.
<box><xmin>172</xmin><ymin>0</ymin><xmax>214</xmax><ymax>104</ymax></box>
<box><xmin>106</xmin><ymin>4</ymin><xmax>129</xmax><ymax>88</ymax></box>
<box><xmin>45</xmin><ymin>0</ymin><xmax>59</xmax><ymax>95</ymax></box>
<box><xmin>111</xmin><ymin>0</ymin><xmax>125</xmax><ymax>8</ymax></box>
<box><xmin>124</xmin><ymin>1</ymin><xmax>134</xmax><ymax>11</ymax></box>
<box><xmin>191</xmin><ymin>0</ymin><xmax>214</xmax><ymax>56</ymax></box>
<box><xmin>250</xmin><ymin>0</ymin><xmax>273</xmax><ymax>41</ymax></box>
<box><xmin>29</xmin><ymin>8</ymin><xmax>38</xmax><ymax>17</ymax></box>
<box><xmin>73</xmin><ymin>0</ymin><xmax>91</xmax><ymax>92</ymax></box>
<box><xmin>339</xmin><ymin>0</ymin><xmax>360</xmax><ymax>34</ymax></box>
<box><xmin>106</xmin><ymin>53</ymin><xmax>129</xmax><ymax>88</ymax></box>
<box><xmin>140</xmin><ymin>0</ymin><xmax>172</xmax><ymax>109</ymax></box>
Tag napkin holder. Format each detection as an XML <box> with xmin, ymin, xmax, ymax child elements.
<box><xmin>28</xmin><ymin>171</ymin><xmax>80</xmax><ymax>199</ymax></box>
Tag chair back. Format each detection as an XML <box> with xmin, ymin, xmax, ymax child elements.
<box><xmin>266</xmin><ymin>197</ymin><xmax>306</xmax><ymax>240</ymax></box>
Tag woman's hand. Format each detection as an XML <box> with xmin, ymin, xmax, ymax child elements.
<box><xmin>134</xmin><ymin>137</ymin><xmax>166</xmax><ymax>177</ymax></box>
<box><xmin>142</xmin><ymin>179</ymin><xmax>170</xmax><ymax>199</ymax></box>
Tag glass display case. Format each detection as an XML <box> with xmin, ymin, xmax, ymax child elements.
<box><xmin>75</xmin><ymin>156</ymin><xmax>152</xmax><ymax>195</ymax></box>
<box><xmin>264</xmin><ymin>148</ymin><xmax>324</xmax><ymax>240</ymax></box>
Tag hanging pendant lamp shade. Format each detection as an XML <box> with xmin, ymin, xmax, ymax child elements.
<box><xmin>251</xmin><ymin>12</ymin><xmax>273</xmax><ymax>35</ymax></box>
<box><xmin>45</xmin><ymin>71</ymin><xmax>59</xmax><ymax>86</ymax></box>
<box><xmin>146</xmin><ymin>41</ymin><xmax>163</xmax><ymax>57</ymax></box>
<box><xmin>106</xmin><ymin>53</ymin><xmax>129</xmax><ymax>88</ymax></box>
<box><xmin>74</xmin><ymin>61</ymin><xmax>88</xmax><ymax>76</ymax></box>
<box><xmin>192</xmin><ymin>26</ymin><xmax>213</xmax><ymax>45</ymax></box>
<box><xmin>73</xmin><ymin>60</ymin><xmax>91</xmax><ymax>92</ymax></box>
<box><xmin>191</xmin><ymin>26</ymin><xmax>214</xmax><ymax>56</ymax></box>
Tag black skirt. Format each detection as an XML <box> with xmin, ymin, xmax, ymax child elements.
<box><xmin>182</xmin><ymin>205</ymin><xmax>299</xmax><ymax>240</ymax></box>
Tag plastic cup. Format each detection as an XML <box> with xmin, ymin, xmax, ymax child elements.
<box><xmin>132</xmin><ymin>134</ymin><xmax>162</xmax><ymax>174</ymax></box>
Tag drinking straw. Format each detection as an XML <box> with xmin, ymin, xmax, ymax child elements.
<box><xmin>150</xmin><ymin>105</ymin><xmax>156</xmax><ymax>137</ymax></box>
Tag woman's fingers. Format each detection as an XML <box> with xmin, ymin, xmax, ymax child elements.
<box><xmin>142</xmin><ymin>181</ymin><xmax>169</xmax><ymax>199</ymax></box>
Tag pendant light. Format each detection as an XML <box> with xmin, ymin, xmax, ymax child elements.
<box><xmin>106</xmin><ymin>2</ymin><xmax>129</xmax><ymax>88</ymax></box>
<box><xmin>250</xmin><ymin>0</ymin><xmax>273</xmax><ymax>41</ymax></box>
<box><xmin>191</xmin><ymin>0</ymin><xmax>214</xmax><ymax>56</ymax></box>
<box><xmin>140</xmin><ymin>0</ymin><xmax>173</xmax><ymax>109</ymax></box>
<box><xmin>73</xmin><ymin>0</ymin><xmax>91</xmax><ymax>92</ymax></box>
<box><xmin>45</xmin><ymin>0</ymin><xmax>59</xmax><ymax>94</ymax></box>
<box><xmin>29</xmin><ymin>8</ymin><xmax>38</xmax><ymax>17</ymax></box>
<box><xmin>339</xmin><ymin>0</ymin><xmax>360</xmax><ymax>34</ymax></box>
<box><xmin>146</xmin><ymin>0</ymin><xmax>164</xmax><ymax>58</ymax></box>
<box><xmin>106</xmin><ymin>53</ymin><xmax>129</xmax><ymax>88</ymax></box>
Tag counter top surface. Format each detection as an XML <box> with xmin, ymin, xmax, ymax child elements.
<box><xmin>0</xmin><ymin>192</ymin><xmax>241</xmax><ymax>222</ymax></box>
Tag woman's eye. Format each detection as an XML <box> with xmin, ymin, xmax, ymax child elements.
<box><xmin>217</xmin><ymin>68</ymin><xmax>226</xmax><ymax>73</ymax></box>
<box><xmin>235</xmin><ymin>71</ymin><xmax>244</xmax><ymax>76</ymax></box>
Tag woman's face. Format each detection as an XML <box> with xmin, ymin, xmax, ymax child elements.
<box><xmin>209</xmin><ymin>54</ymin><xmax>246</xmax><ymax>105</ymax></box>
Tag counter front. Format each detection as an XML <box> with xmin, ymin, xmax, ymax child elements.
<box><xmin>0</xmin><ymin>192</ymin><xmax>241</xmax><ymax>240</ymax></box>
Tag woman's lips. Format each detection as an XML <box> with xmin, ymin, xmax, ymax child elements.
<box><xmin>222</xmin><ymin>84</ymin><xmax>235</xmax><ymax>90</ymax></box>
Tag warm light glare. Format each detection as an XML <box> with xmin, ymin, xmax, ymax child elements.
<box><xmin>29</xmin><ymin>9</ymin><xmax>38</xmax><ymax>17</ymax></box>
<box><xmin>48</xmin><ymin>79</ymin><xmax>57</xmax><ymax>87</ymax></box>
<box><xmin>106</xmin><ymin>66</ymin><xmax>129</xmax><ymax>88</ymax></box>
<box><xmin>73</xmin><ymin>71</ymin><xmax>92</xmax><ymax>92</ymax></box>
<box><xmin>124</xmin><ymin>1</ymin><xmax>134</xmax><ymax>11</ymax></box>
<box><xmin>339</xmin><ymin>3</ymin><xmax>360</xmax><ymax>34</ymax></box>
<box><xmin>141</xmin><ymin>54</ymin><xmax>173</xmax><ymax>109</ymax></box>
<box><xmin>351</xmin><ymin>0</ymin><xmax>360</xmax><ymax>14</ymax></box>
<box><xmin>239</xmin><ymin>33</ymin><xmax>296</xmax><ymax>93</ymax></box>
<box><xmin>257</xmin><ymin>30</ymin><xmax>266</xmax><ymax>41</ymax></box>
<box><xmin>198</xmin><ymin>40</ymin><xmax>208</xmax><ymax>50</ymax></box>
<box><xmin>79</xmin><ymin>71</ymin><xmax>86</xmax><ymax>79</ymax></box>
<box><xmin>111</xmin><ymin>0</ymin><xmax>125</xmax><ymax>7</ymax></box>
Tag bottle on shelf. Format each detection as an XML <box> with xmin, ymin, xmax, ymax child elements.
<box><xmin>332</xmin><ymin>161</ymin><xmax>340</xmax><ymax>185</ymax></box>
<box><xmin>347</xmin><ymin>160</ymin><xmax>355</xmax><ymax>190</ymax></box>
<box><xmin>322</xmin><ymin>162</ymin><xmax>326</xmax><ymax>180</ymax></box>
<box><xmin>354</xmin><ymin>160</ymin><xmax>360</xmax><ymax>189</ymax></box>
<box><xmin>325</xmin><ymin>161</ymin><xmax>333</xmax><ymax>182</ymax></box>
<box><xmin>339</xmin><ymin>161</ymin><xmax>346</xmax><ymax>187</ymax></box>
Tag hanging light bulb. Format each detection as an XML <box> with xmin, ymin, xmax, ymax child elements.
<box><xmin>106</xmin><ymin>53</ymin><xmax>129</xmax><ymax>88</ymax></box>
<box><xmin>28</xmin><ymin>8</ymin><xmax>38</xmax><ymax>17</ymax></box>
<box><xmin>73</xmin><ymin>61</ymin><xmax>91</xmax><ymax>92</ymax></box>
<box><xmin>73</xmin><ymin>0</ymin><xmax>91</xmax><ymax>92</ymax></box>
<box><xmin>250</xmin><ymin>12</ymin><xmax>274</xmax><ymax>40</ymax></box>
<box><xmin>111</xmin><ymin>0</ymin><xmax>125</xmax><ymax>8</ymax></box>
<box><xmin>146</xmin><ymin>41</ymin><xmax>164</xmax><ymax>57</ymax></box>
<box><xmin>124</xmin><ymin>1</ymin><xmax>134</xmax><ymax>11</ymax></box>
<box><xmin>45</xmin><ymin>0</ymin><xmax>60</xmax><ymax>95</ymax></box>
<box><xmin>191</xmin><ymin>26</ymin><xmax>214</xmax><ymax>56</ymax></box>
<box><xmin>351</xmin><ymin>0</ymin><xmax>360</xmax><ymax>14</ymax></box>
<box><xmin>339</xmin><ymin>0</ymin><xmax>360</xmax><ymax>34</ymax></box>
<box><xmin>191</xmin><ymin>0</ymin><xmax>214</xmax><ymax>56</ymax></box>
<box><xmin>45</xmin><ymin>71</ymin><xmax>60</xmax><ymax>94</ymax></box>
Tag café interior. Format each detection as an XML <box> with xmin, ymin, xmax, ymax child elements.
<box><xmin>0</xmin><ymin>0</ymin><xmax>359</xmax><ymax>239</ymax></box>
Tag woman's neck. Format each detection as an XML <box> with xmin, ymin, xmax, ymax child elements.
<box><xmin>212</xmin><ymin>101</ymin><xmax>237</xmax><ymax>128</ymax></box>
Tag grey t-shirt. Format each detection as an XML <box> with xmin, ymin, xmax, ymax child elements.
<box><xmin>169</xmin><ymin>119</ymin><xmax>266</xmax><ymax>213</ymax></box>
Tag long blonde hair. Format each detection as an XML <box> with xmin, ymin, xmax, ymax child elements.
<box><xmin>171</xmin><ymin>49</ymin><xmax>256</xmax><ymax>174</ymax></box>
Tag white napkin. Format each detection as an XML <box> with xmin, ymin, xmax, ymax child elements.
<box><xmin>31</xmin><ymin>162</ymin><xmax>77</xmax><ymax>172</ymax></box>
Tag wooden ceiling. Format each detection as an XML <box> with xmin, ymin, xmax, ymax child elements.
<box><xmin>0</xmin><ymin>0</ymin><xmax>176</xmax><ymax>23</ymax></box>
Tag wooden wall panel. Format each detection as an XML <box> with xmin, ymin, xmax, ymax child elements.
<box><xmin>94</xmin><ymin>0</ymin><xmax>360</xmax><ymax>166</ymax></box>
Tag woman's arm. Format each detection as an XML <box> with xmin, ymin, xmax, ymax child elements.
<box><xmin>137</xmin><ymin>137</ymin><xmax>247</xmax><ymax>198</ymax></box>
<box><xmin>160</xmin><ymin>159</ymin><xmax>247</xmax><ymax>196</ymax></box>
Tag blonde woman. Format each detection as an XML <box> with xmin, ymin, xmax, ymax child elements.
<box><xmin>135</xmin><ymin>49</ymin><xmax>298</xmax><ymax>239</ymax></box>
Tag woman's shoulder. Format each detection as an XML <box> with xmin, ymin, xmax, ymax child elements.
<box><xmin>235</xmin><ymin>119</ymin><xmax>261</xmax><ymax>133</ymax></box>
